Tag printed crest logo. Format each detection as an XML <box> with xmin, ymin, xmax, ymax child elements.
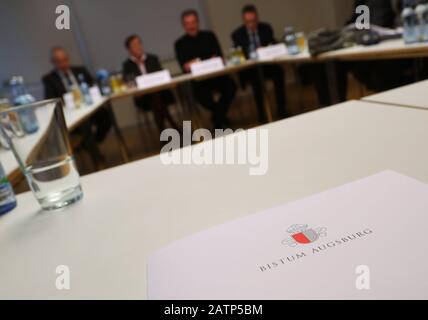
<box><xmin>282</xmin><ymin>224</ymin><xmax>327</xmax><ymax>247</ymax></box>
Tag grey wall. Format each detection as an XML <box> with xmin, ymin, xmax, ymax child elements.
<box><xmin>0</xmin><ymin>0</ymin><xmax>84</xmax><ymax>97</ymax></box>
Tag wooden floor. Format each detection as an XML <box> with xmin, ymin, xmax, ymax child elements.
<box><xmin>13</xmin><ymin>75</ymin><xmax>370</xmax><ymax>194</ymax></box>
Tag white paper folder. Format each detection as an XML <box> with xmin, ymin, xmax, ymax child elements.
<box><xmin>147</xmin><ymin>171</ymin><xmax>428</xmax><ymax>300</ymax></box>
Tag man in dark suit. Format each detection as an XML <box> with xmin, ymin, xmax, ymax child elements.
<box><xmin>42</xmin><ymin>46</ymin><xmax>111</xmax><ymax>168</ymax></box>
<box><xmin>231</xmin><ymin>4</ymin><xmax>288</xmax><ymax>122</ymax></box>
<box><xmin>348</xmin><ymin>0</ymin><xmax>397</xmax><ymax>28</ymax></box>
<box><xmin>175</xmin><ymin>9</ymin><xmax>236</xmax><ymax>129</ymax></box>
<box><xmin>43</xmin><ymin>65</ymin><xmax>91</xmax><ymax>101</ymax></box>
<box><xmin>123</xmin><ymin>35</ymin><xmax>177</xmax><ymax>133</ymax></box>
<box><xmin>347</xmin><ymin>0</ymin><xmax>415</xmax><ymax>92</ymax></box>
<box><xmin>300</xmin><ymin>0</ymin><xmax>408</xmax><ymax>106</ymax></box>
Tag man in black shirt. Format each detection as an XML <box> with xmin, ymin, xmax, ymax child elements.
<box><xmin>175</xmin><ymin>9</ymin><xmax>236</xmax><ymax>128</ymax></box>
<box><xmin>231</xmin><ymin>4</ymin><xmax>288</xmax><ymax>121</ymax></box>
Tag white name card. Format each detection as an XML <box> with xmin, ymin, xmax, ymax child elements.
<box><xmin>89</xmin><ymin>86</ymin><xmax>103</xmax><ymax>103</ymax></box>
<box><xmin>136</xmin><ymin>70</ymin><xmax>172</xmax><ymax>90</ymax></box>
<box><xmin>256</xmin><ymin>43</ymin><xmax>288</xmax><ymax>61</ymax></box>
<box><xmin>63</xmin><ymin>92</ymin><xmax>75</xmax><ymax>110</ymax></box>
<box><xmin>190</xmin><ymin>57</ymin><xmax>225</xmax><ymax>76</ymax></box>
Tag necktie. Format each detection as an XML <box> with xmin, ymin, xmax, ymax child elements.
<box><xmin>64</xmin><ymin>72</ymin><xmax>73</xmax><ymax>87</ymax></box>
<box><xmin>251</xmin><ymin>32</ymin><xmax>260</xmax><ymax>49</ymax></box>
<box><xmin>139</xmin><ymin>58</ymin><xmax>147</xmax><ymax>75</ymax></box>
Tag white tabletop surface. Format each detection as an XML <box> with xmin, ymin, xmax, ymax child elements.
<box><xmin>363</xmin><ymin>80</ymin><xmax>428</xmax><ymax>110</ymax></box>
<box><xmin>261</xmin><ymin>51</ymin><xmax>313</xmax><ymax>64</ymax></box>
<box><xmin>1</xmin><ymin>100</ymin><xmax>427</xmax><ymax>299</ymax></box>
<box><xmin>0</xmin><ymin>149</ymin><xmax>19</xmax><ymax>178</ymax></box>
<box><xmin>319</xmin><ymin>39</ymin><xmax>428</xmax><ymax>61</ymax></box>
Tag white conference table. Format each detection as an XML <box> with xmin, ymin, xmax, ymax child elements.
<box><xmin>109</xmin><ymin>39</ymin><xmax>428</xmax><ymax>102</ymax></box>
<box><xmin>261</xmin><ymin>39</ymin><xmax>428</xmax><ymax>64</ymax></box>
<box><xmin>363</xmin><ymin>79</ymin><xmax>428</xmax><ymax>110</ymax></box>
<box><xmin>2</xmin><ymin>39</ymin><xmax>426</xmax><ymax>181</ymax></box>
<box><xmin>319</xmin><ymin>38</ymin><xmax>428</xmax><ymax>61</ymax></box>
<box><xmin>1</xmin><ymin>100</ymin><xmax>427</xmax><ymax>299</ymax></box>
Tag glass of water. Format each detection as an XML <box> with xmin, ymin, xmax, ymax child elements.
<box><xmin>0</xmin><ymin>99</ymin><xmax>83</xmax><ymax>210</ymax></box>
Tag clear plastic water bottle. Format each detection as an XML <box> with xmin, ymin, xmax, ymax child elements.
<box><xmin>416</xmin><ymin>0</ymin><xmax>428</xmax><ymax>42</ymax></box>
<box><xmin>9</xmin><ymin>76</ymin><xmax>39</xmax><ymax>134</ymax></box>
<box><xmin>0</xmin><ymin>96</ymin><xmax>25</xmax><ymax>139</ymax></box>
<box><xmin>78</xmin><ymin>74</ymin><xmax>93</xmax><ymax>106</ymax></box>
<box><xmin>284</xmin><ymin>26</ymin><xmax>300</xmax><ymax>55</ymax></box>
<box><xmin>402</xmin><ymin>0</ymin><xmax>419</xmax><ymax>44</ymax></box>
<box><xmin>96</xmin><ymin>70</ymin><xmax>112</xmax><ymax>96</ymax></box>
<box><xmin>0</xmin><ymin>161</ymin><xmax>17</xmax><ymax>216</ymax></box>
<box><xmin>248</xmin><ymin>42</ymin><xmax>258</xmax><ymax>60</ymax></box>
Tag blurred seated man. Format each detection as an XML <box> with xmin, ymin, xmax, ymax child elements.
<box><xmin>42</xmin><ymin>46</ymin><xmax>111</xmax><ymax>168</ymax></box>
<box><xmin>347</xmin><ymin>0</ymin><xmax>415</xmax><ymax>91</ymax></box>
<box><xmin>231</xmin><ymin>4</ymin><xmax>288</xmax><ymax>121</ymax></box>
<box><xmin>122</xmin><ymin>35</ymin><xmax>178</xmax><ymax>132</ymax></box>
<box><xmin>300</xmin><ymin>0</ymin><xmax>415</xmax><ymax>106</ymax></box>
<box><xmin>348</xmin><ymin>0</ymin><xmax>397</xmax><ymax>29</ymax></box>
<box><xmin>347</xmin><ymin>0</ymin><xmax>425</xmax><ymax>92</ymax></box>
<box><xmin>175</xmin><ymin>9</ymin><xmax>237</xmax><ymax>129</ymax></box>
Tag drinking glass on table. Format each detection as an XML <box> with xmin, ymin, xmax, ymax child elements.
<box><xmin>296</xmin><ymin>32</ymin><xmax>307</xmax><ymax>53</ymax></box>
<box><xmin>71</xmin><ymin>84</ymin><xmax>83</xmax><ymax>108</ymax></box>
<box><xmin>0</xmin><ymin>99</ymin><xmax>83</xmax><ymax>210</ymax></box>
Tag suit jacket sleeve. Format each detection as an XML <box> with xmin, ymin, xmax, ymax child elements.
<box><xmin>122</xmin><ymin>60</ymin><xmax>134</xmax><ymax>77</ymax></box>
<box><xmin>42</xmin><ymin>75</ymin><xmax>57</xmax><ymax>100</ymax></box>
<box><xmin>347</xmin><ymin>0</ymin><xmax>364</xmax><ymax>25</ymax></box>
<box><xmin>233</xmin><ymin>27</ymin><xmax>256</xmax><ymax>58</ymax></box>
<box><xmin>72</xmin><ymin>66</ymin><xmax>94</xmax><ymax>86</ymax></box>
<box><xmin>175</xmin><ymin>41</ymin><xmax>187</xmax><ymax>70</ymax></box>
<box><xmin>231</xmin><ymin>29</ymin><xmax>240</xmax><ymax>48</ymax></box>
<box><xmin>81</xmin><ymin>67</ymin><xmax>94</xmax><ymax>86</ymax></box>
<box><xmin>210</xmin><ymin>32</ymin><xmax>223</xmax><ymax>58</ymax></box>
<box><xmin>151</xmin><ymin>55</ymin><xmax>163</xmax><ymax>71</ymax></box>
<box><xmin>265</xmin><ymin>23</ymin><xmax>276</xmax><ymax>44</ymax></box>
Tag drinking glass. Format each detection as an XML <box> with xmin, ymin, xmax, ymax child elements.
<box><xmin>0</xmin><ymin>99</ymin><xmax>83</xmax><ymax>210</ymax></box>
<box><xmin>296</xmin><ymin>32</ymin><xmax>307</xmax><ymax>53</ymax></box>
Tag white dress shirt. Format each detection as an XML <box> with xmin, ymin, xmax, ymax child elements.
<box><xmin>130</xmin><ymin>54</ymin><xmax>148</xmax><ymax>75</ymax></box>
<box><xmin>58</xmin><ymin>70</ymin><xmax>79</xmax><ymax>92</ymax></box>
